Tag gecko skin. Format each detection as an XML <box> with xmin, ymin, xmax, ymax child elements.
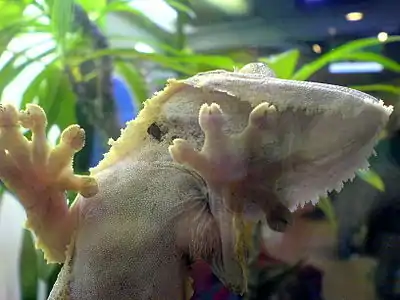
<box><xmin>0</xmin><ymin>63</ymin><xmax>393</xmax><ymax>299</ymax></box>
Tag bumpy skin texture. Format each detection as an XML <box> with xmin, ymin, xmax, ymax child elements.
<box><xmin>51</xmin><ymin>160</ymin><xmax>217</xmax><ymax>299</ymax></box>
<box><xmin>0</xmin><ymin>63</ymin><xmax>393</xmax><ymax>299</ymax></box>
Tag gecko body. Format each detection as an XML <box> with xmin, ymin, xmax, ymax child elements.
<box><xmin>0</xmin><ymin>63</ymin><xmax>392</xmax><ymax>299</ymax></box>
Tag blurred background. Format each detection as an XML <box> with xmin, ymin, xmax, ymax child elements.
<box><xmin>1</xmin><ymin>0</ymin><xmax>400</xmax><ymax>299</ymax></box>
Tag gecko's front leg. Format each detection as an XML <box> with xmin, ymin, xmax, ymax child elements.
<box><xmin>169</xmin><ymin>102</ymin><xmax>291</xmax><ymax>294</ymax></box>
<box><xmin>0</xmin><ymin>103</ymin><xmax>98</xmax><ymax>263</ymax></box>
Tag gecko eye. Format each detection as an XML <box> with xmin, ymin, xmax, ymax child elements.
<box><xmin>147</xmin><ymin>122</ymin><xmax>164</xmax><ymax>141</ymax></box>
<box><xmin>238</xmin><ymin>62</ymin><xmax>276</xmax><ymax>77</ymax></box>
<box><xmin>266</xmin><ymin>205</ymin><xmax>293</xmax><ymax>232</ymax></box>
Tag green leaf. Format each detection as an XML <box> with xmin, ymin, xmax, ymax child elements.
<box><xmin>74</xmin><ymin>48</ymin><xmax>236</xmax><ymax>75</ymax></box>
<box><xmin>172</xmin><ymin>54</ymin><xmax>236</xmax><ymax>70</ymax></box>
<box><xmin>0</xmin><ymin>10</ymin><xmax>48</xmax><ymax>51</ymax></box>
<box><xmin>49</xmin><ymin>0</ymin><xmax>74</xmax><ymax>55</ymax></box>
<box><xmin>317</xmin><ymin>196</ymin><xmax>337</xmax><ymax>229</ymax></box>
<box><xmin>0</xmin><ymin>185</ymin><xmax>4</xmax><ymax>213</ymax></box>
<box><xmin>19</xmin><ymin>229</ymin><xmax>38</xmax><ymax>300</ymax></box>
<box><xmin>0</xmin><ymin>47</ymin><xmax>55</xmax><ymax>99</ymax></box>
<box><xmin>36</xmin><ymin>248</ymin><xmax>58</xmax><ymax>282</ymax></box>
<box><xmin>23</xmin><ymin>64</ymin><xmax>76</xmax><ymax>132</ymax></box>
<box><xmin>21</xmin><ymin>58</ymin><xmax>59</xmax><ymax>107</ymax></box>
<box><xmin>338</xmin><ymin>52</ymin><xmax>400</xmax><ymax>72</ymax></box>
<box><xmin>165</xmin><ymin>0</ymin><xmax>195</xmax><ymax>18</ymax></box>
<box><xmin>77</xmin><ymin>0</ymin><xmax>107</xmax><ymax>13</ymax></box>
<box><xmin>259</xmin><ymin>49</ymin><xmax>300</xmax><ymax>79</ymax></box>
<box><xmin>0</xmin><ymin>7</ymin><xmax>24</xmax><ymax>51</ymax></box>
<box><xmin>115</xmin><ymin>61</ymin><xmax>148</xmax><ymax>105</ymax></box>
<box><xmin>0</xmin><ymin>1</ymin><xmax>26</xmax><ymax>26</ymax></box>
<box><xmin>39</xmin><ymin>67</ymin><xmax>77</xmax><ymax>130</ymax></box>
<box><xmin>350</xmin><ymin>84</ymin><xmax>400</xmax><ymax>95</ymax></box>
<box><xmin>356</xmin><ymin>169</ymin><xmax>385</xmax><ymax>191</ymax></box>
<box><xmin>106</xmin><ymin>34</ymin><xmax>183</xmax><ymax>55</ymax></box>
<box><xmin>292</xmin><ymin>36</ymin><xmax>400</xmax><ymax>80</ymax></box>
<box><xmin>97</xmin><ymin>1</ymin><xmax>173</xmax><ymax>43</ymax></box>
<box><xmin>73</xmin><ymin>48</ymin><xmax>196</xmax><ymax>74</ymax></box>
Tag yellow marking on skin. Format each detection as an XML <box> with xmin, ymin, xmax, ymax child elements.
<box><xmin>185</xmin><ymin>276</ymin><xmax>194</xmax><ymax>300</ymax></box>
<box><xmin>90</xmin><ymin>80</ymin><xmax>187</xmax><ymax>174</ymax></box>
<box><xmin>232</xmin><ymin>213</ymin><xmax>251</xmax><ymax>295</ymax></box>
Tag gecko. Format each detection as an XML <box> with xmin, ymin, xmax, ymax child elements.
<box><xmin>0</xmin><ymin>63</ymin><xmax>392</xmax><ymax>299</ymax></box>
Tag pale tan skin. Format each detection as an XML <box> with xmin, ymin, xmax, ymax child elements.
<box><xmin>0</xmin><ymin>63</ymin><xmax>392</xmax><ymax>299</ymax></box>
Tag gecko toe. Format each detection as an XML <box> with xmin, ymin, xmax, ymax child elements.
<box><xmin>0</xmin><ymin>104</ymin><xmax>32</xmax><ymax>171</ymax></box>
<box><xmin>78</xmin><ymin>176</ymin><xmax>99</xmax><ymax>198</ymax></box>
<box><xmin>0</xmin><ymin>104</ymin><xmax>19</xmax><ymax>127</ymax></box>
<box><xmin>19</xmin><ymin>104</ymin><xmax>47</xmax><ymax>130</ymax></box>
<box><xmin>199</xmin><ymin>103</ymin><xmax>226</xmax><ymax>133</ymax></box>
<box><xmin>60</xmin><ymin>125</ymin><xmax>85</xmax><ymax>151</ymax></box>
<box><xmin>169</xmin><ymin>138</ymin><xmax>196</xmax><ymax>164</ymax></box>
<box><xmin>249</xmin><ymin>102</ymin><xmax>277</xmax><ymax>130</ymax></box>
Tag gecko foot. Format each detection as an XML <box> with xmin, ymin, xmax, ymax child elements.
<box><xmin>47</xmin><ymin>124</ymin><xmax>98</xmax><ymax>198</ymax></box>
<box><xmin>169</xmin><ymin>101</ymin><xmax>279</xmax><ymax>205</ymax></box>
<box><xmin>0</xmin><ymin>103</ymin><xmax>98</xmax><ymax>199</ymax></box>
<box><xmin>169</xmin><ymin>103</ymin><xmax>247</xmax><ymax>184</ymax></box>
<box><xmin>0</xmin><ymin>103</ymin><xmax>98</xmax><ymax>262</ymax></box>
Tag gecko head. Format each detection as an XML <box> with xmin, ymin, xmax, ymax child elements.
<box><xmin>157</xmin><ymin>63</ymin><xmax>393</xmax><ymax>294</ymax></box>
<box><xmin>172</xmin><ymin>62</ymin><xmax>393</xmax><ymax>212</ymax></box>
<box><xmin>97</xmin><ymin>62</ymin><xmax>392</xmax><ymax>213</ymax></box>
<box><xmin>174</xmin><ymin>63</ymin><xmax>392</xmax><ymax>294</ymax></box>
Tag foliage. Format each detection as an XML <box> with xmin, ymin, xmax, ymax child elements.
<box><xmin>0</xmin><ymin>0</ymin><xmax>399</xmax><ymax>299</ymax></box>
<box><xmin>245</xmin><ymin>222</ymin><xmax>304</xmax><ymax>300</ymax></box>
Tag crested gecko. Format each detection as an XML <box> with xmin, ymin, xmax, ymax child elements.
<box><xmin>0</xmin><ymin>63</ymin><xmax>393</xmax><ymax>299</ymax></box>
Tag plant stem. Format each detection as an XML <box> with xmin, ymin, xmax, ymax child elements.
<box><xmin>67</xmin><ymin>3</ymin><xmax>120</xmax><ymax>141</ymax></box>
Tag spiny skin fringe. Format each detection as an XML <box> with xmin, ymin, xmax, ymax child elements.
<box><xmin>91</xmin><ymin>61</ymin><xmax>393</xmax><ymax>177</ymax></box>
<box><xmin>292</xmin><ymin>122</ymin><xmax>385</xmax><ymax>211</ymax></box>
<box><xmin>90</xmin><ymin>80</ymin><xmax>186</xmax><ymax>174</ymax></box>
<box><xmin>92</xmin><ymin>87</ymin><xmax>392</xmax><ymax>179</ymax></box>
